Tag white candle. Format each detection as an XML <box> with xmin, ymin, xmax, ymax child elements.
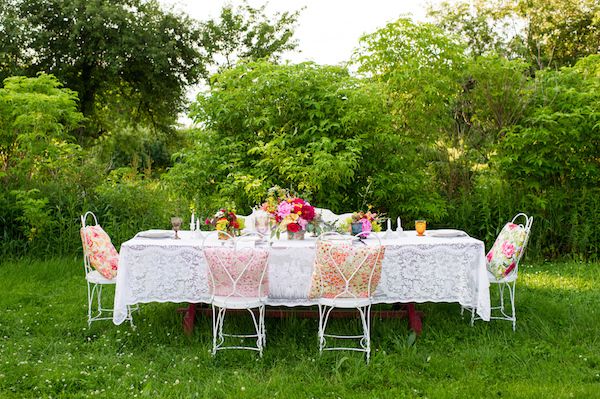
<box><xmin>397</xmin><ymin>217</ymin><xmax>402</xmax><ymax>231</ymax></box>
<box><xmin>196</xmin><ymin>219</ymin><xmax>200</xmax><ymax>231</ymax></box>
<box><xmin>191</xmin><ymin>212</ymin><xmax>195</xmax><ymax>226</ymax></box>
<box><xmin>387</xmin><ymin>218</ymin><xmax>392</xmax><ymax>231</ymax></box>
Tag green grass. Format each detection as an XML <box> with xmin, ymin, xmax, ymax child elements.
<box><xmin>0</xmin><ymin>258</ymin><xmax>599</xmax><ymax>398</ymax></box>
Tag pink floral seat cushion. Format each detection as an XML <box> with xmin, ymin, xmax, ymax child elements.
<box><xmin>203</xmin><ymin>247</ymin><xmax>269</xmax><ymax>298</ymax></box>
<box><xmin>80</xmin><ymin>225</ymin><xmax>119</xmax><ymax>280</ymax></box>
<box><xmin>486</xmin><ymin>222</ymin><xmax>527</xmax><ymax>279</ymax></box>
<box><xmin>308</xmin><ymin>241</ymin><xmax>385</xmax><ymax>299</ymax></box>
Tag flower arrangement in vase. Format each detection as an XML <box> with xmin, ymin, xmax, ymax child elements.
<box><xmin>205</xmin><ymin>208</ymin><xmax>245</xmax><ymax>239</ymax></box>
<box><xmin>339</xmin><ymin>210</ymin><xmax>383</xmax><ymax>237</ymax></box>
<box><xmin>260</xmin><ymin>186</ymin><xmax>316</xmax><ymax>239</ymax></box>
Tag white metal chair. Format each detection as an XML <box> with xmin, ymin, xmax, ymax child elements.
<box><xmin>80</xmin><ymin>211</ymin><xmax>135</xmax><ymax>327</ymax></box>
<box><xmin>202</xmin><ymin>231</ymin><xmax>270</xmax><ymax>357</ymax></box>
<box><xmin>310</xmin><ymin>232</ymin><xmax>384</xmax><ymax>363</ymax></box>
<box><xmin>470</xmin><ymin>213</ymin><xmax>533</xmax><ymax>330</ymax></box>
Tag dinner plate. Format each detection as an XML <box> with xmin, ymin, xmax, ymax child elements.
<box><xmin>135</xmin><ymin>230</ymin><xmax>175</xmax><ymax>239</ymax></box>
<box><xmin>427</xmin><ymin>229</ymin><xmax>468</xmax><ymax>238</ymax></box>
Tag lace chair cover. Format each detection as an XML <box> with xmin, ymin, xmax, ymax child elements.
<box><xmin>204</xmin><ymin>247</ymin><xmax>269</xmax><ymax>298</ymax></box>
<box><xmin>309</xmin><ymin>238</ymin><xmax>385</xmax><ymax>299</ymax></box>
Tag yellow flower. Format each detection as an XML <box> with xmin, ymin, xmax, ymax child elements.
<box><xmin>216</xmin><ymin>219</ymin><xmax>229</xmax><ymax>231</ymax></box>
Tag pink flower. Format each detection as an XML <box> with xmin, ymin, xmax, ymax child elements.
<box><xmin>507</xmin><ymin>223</ymin><xmax>518</xmax><ymax>230</ymax></box>
<box><xmin>360</xmin><ymin>218</ymin><xmax>372</xmax><ymax>233</ymax></box>
<box><xmin>486</xmin><ymin>251</ymin><xmax>493</xmax><ymax>263</ymax></box>
<box><xmin>501</xmin><ymin>241</ymin><xmax>515</xmax><ymax>258</ymax></box>
<box><xmin>277</xmin><ymin>201</ymin><xmax>292</xmax><ymax>218</ymax></box>
<box><xmin>298</xmin><ymin>217</ymin><xmax>308</xmax><ymax>229</ymax></box>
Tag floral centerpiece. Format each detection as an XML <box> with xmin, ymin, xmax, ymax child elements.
<box><xmin>339</xmin><ymin>210</ymin><xmax>383</xmax><ymax>236</ymax></box>
<box><xmin>205</xmin><ymin>208</ymin><xmax>245</xmax><ymax>239</ymax></box>
<box><xmin>260</xmin><ymin>187</ymin><xmax>316</xmax><ymax>239</ymax></box>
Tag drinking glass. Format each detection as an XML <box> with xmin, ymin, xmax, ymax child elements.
<box><xmin>415</xmin><ymin>220</ymin><xmax>427</xmax><ymax>236</ymax></box>
<box><xmin>254</xmin><ymin>213</ymin><xmax>271</xmax><ymax>239</ymax></box>
<box><xmin>171</xmin><ymin>217</ymin><xmax>182</xmax><ymax>239</ymax></box>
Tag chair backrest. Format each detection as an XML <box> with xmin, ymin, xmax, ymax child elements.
<box><xmin>315</xmin><ymin>208</ymin><xmax>338</xmax><ymax>224</ymax></box>
<box><xmin>309</xmin><ymin>232</ymin><xmax>385</xmax><ymax>299</ymax></box>
<box><xmin>202</xmin><ymin>232</ymin><xmax>270</xmax><ymax>298</ymax></box>
<box><xmin>487</xmin><ymin>213</ymin><xmax>534</xmax><ymax>279</ymax></box>
<box><xmin>80</xmin><ymin>211</ymin><xmax>119</xmax><ymax>280</ymax></box>
<box><xmin>80</xmin><ymin>211</ymin><xmax>98</xmax><ymax>275</ymax></box>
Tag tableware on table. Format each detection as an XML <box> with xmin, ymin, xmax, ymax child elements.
<box><xmin>136</xmin><ymin>230</ymin><xmax>176</xmax><ymax>239</ymax></box>
<box><xmin>396</xmin><ymin>216</ymin><xmax>403</xmax><ymax>232</ymax></box>
<box><xmin>254</xmin><ymin>211</ymin><xmax>271</xmax><ymax>236</ymax></box>
<box><xmin>415</xmin><ymin>220</ymin><xmax>427</xmax><ymax>236</ymax></box>
<box><xmin>190</xmin><ymin>212</ymin><xmax>196</xmax><ymax>231</ymax></box>
<box><xmin>171</xmin><ymin>217</ymin><xmax>182</xmax><ymax>239</ymax></box>
<box><xmin>427</xmin><ymin>229</ymin><xmax>468</xmax><ymax>238</ymax></box>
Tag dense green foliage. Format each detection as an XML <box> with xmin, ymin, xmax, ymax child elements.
<box><xmin>1</xmin><ymin>2</ymin><xmax>599</xmax><ymax>260</ymax></box>
<box><xmin>1</xmin><ymin>258</ymin><xmax>599</xmax><ymax>397</ymax></box>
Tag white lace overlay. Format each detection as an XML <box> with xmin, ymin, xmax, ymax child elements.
<box><xmin>114</xmin><ymin>232</ymin><xmax>490</xmax><ymax>324</ymax></box>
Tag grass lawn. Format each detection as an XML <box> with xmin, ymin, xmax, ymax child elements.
<box><xmin>0</xmin><ymin>258</ymin><xmax>598</xmax><ymax>398</ymax></box>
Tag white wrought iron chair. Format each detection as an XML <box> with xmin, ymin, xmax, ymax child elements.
<box><xmin>80</xmin><ymin>211</ymin><xmax>135</xmax><ymax>327</ymax></box>
<box><xmin>202</xmin><ymin>231</ymin><xmax>270</xmax><ymax>357</ymax></box>
<box><xmin>470</xmin><ymin>213</ymin><xmax>533</xmax><ymax>331</ymax></box>
<box><xmin>310</xmin><ymin>232</ymin><xmax>384</xmax><ymax>363</ymax></box>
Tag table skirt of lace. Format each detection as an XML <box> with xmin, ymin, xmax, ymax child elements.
<box><xmin>113</xmin><ymin>235</ymin><xmax>490</xmax><ymax>324</ymax></box>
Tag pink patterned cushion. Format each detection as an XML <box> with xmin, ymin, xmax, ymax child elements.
<box><xmin>80</xmin><ymin>225</ymin><xmax>119</xmax><ymax>280</ymax></box>
<box><xmin>308</xmin><ymin>241</ymin><xmax>384</xmax><ymax>299</ymax></box>
<box><xmin>203</xmin><ymin>247</ymin><xmax>269</xmax><ymax>297</ymax></box>
<box><xmin>486</xmin><ymin>222</ymin><xmax>527</xmax><ymax>279</ymax></box>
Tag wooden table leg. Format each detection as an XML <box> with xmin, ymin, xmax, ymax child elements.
<box><xmin>182</xmin><ymin>303</ymin><xmax>196</xmax><ymax>336</ymax></box>
<box><xmin>406</xmin><ymin>303</ymin><xmax>422</xmax><ymax>335</ymax></box>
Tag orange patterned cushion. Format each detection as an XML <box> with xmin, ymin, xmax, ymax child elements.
<box><xmin>80</xmin><ymin>225</ymin><xmax>119</xmax><ymax>280</ymax></box>
<box><xmin>309</xmin><ymin>240</ymin><xmax>384</xmax><ymax>299</ymax></box>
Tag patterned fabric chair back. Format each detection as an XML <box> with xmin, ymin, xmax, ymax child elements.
<box><xmin>80</xmin><ymin>212</ymin><xmax>119</xmax><ymax>280</ymax></box>
<box><xmin>203</xmin><ymin>233</ymin><xmax>269</xmax><ymax>298</ymax></box>
<box><xmin>309</xmin><ymin>233</ymin><xmax>385</xmax><ymax>299</ymax></box>
<box><xmin>486</xmin><ymin>213</ymin><xmax>533</xmax><ymax>279</ymax></box>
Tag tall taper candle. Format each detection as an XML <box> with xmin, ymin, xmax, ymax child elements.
<box><xmin>396</xmin><ymin>217</ymin><xmax>402</xmax><ymax>231</ymax></box>
<box><xmin>387</xmin><ymin>218</ymin><xmax>392</xmax><ymax>231</ymax></box>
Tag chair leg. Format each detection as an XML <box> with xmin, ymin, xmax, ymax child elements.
<box><xmin>509</xmin><ymin>281</ymin><xmax>517</xmax><ymax>331</ymax></box>
<box><xmin>470</xmin><ymin>306</ymin><xmax>476</xmax><ymax>326</ymax></box>
<box><xmin>498</xmin><ymin>283</ymin><xmax>505</xmax><ymax>314</ymax></box>
<box><xmin>357</xmin><ymin>305</ymin><xmax>372</xmax><ymax>364</ymax></box>
<box><xmin>246</xmin><ymin>308</ymin><xmax>263</xmax><ymax>357</ymax></box>
<box><xmin>87</xmin><ymin>282</ymin><xmax>93</xmax><ymax>327</ymax></box>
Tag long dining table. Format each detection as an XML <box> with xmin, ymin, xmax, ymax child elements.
<box><xmin>113</xmin><ymin>230</ymin><xmax>490</xmax><ymax>332</ymax></box>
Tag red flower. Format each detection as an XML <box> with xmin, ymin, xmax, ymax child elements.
<box><xmin>301</xmin><ymin>205</ymin><xmax>315</xmax><ymax>221</ymax></box>
<box><xmin>287</xmin><ymin>223</ymin><xmax>301</xmax><ymax>232</ymax></box>
<box><xmin>231</xmin><ymin>220</ymin><xmax>240</xmax><ymax>229</ymax></box>
<box><xmin>205</xmin><ymin>218</ymin><xmax>211</xmax><ymax>225</ymax></box>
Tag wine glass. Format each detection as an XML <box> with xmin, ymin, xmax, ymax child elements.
<box><xmin>171</xmin><ymin>217</ymin><xmax>182</xmax><ymax>239</ymax></box>
<box><xmin>254</xmin><ymin>212</ymin><xmax>271</xmax><ymax>239</ymax></box>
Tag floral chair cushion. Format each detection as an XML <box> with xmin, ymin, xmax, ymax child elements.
<box><xmin>203</xmin><ymin>247</ymin><xmax>269</xmax><ymax>297</ymax></box>
<box><xmin>486</xmin><ymin>222</ymin><xmax>527</xmax><ymax>279</ymax></box>
<box><xmin>308</xmin><ymin>240</ymin><xmax>385</xmax><ymax>299</ymax></box>
<box><xmin>80</xmin><ymin>225</ymin><xmax>119</xmax><ymax>280</ymax></box>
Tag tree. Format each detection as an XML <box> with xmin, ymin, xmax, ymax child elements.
<box><xmin>0</xmin><ymin>73</ymin><xmax>84</xmax><ymax>185</ymax></box>
<box><xmin>197</xmin><ymin>1</ymin><xmax>300</xmax><ymax>79</ymax></box>
<box><xmin>429</xmin><ymin>0</ymin><xmax>600</xmax><ymax>69</ymax></box>
<box><xmin>166</xmin><ymin>61</ymin><xmax>442</xmax><ymax>219</ymax></box>
<box><xmin>0</xmin><ymin>0</ymin><xmax>203</xmax><ymax>140</ymax></box>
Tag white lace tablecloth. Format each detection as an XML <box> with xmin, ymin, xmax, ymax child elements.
<box><xmin>113</xmin><ymin>231</ymin><xmax>490</xmax><ymax>324</ymax></box>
